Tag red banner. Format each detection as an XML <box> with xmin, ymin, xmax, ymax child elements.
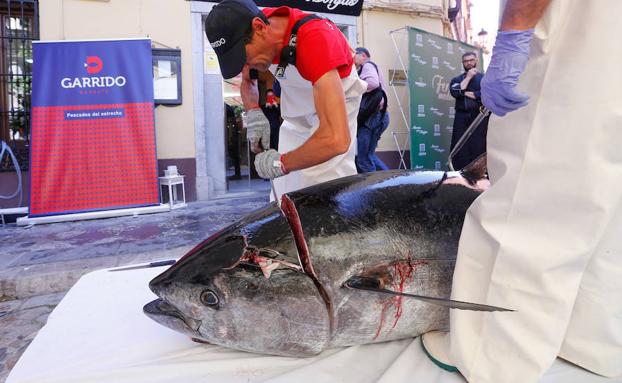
<box><xmin>30</xmin><ymin>39</ymin><xmax>158</xmax><ymax>217</ymax></box>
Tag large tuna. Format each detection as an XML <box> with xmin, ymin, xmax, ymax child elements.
<box><xmin>144</xmin><ymin>166</ymin><xmax>506</xmax><ymax>357</ymax></box>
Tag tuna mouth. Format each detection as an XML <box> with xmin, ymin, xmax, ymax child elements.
<box><xmin>144</xmin><ymin>298</ymin><xmax>202</xmax><ymax>335</ymax></box>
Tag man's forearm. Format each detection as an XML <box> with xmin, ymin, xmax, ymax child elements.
<box><xmin>460</xmin><ymin>76</ymin><xmax>472</xmax><ymax>90</ymax></box>
<box><xmin>501</xmin><ymin>0</ymin><xmax>552</xmax><ymax>30</ymax></box>
<box><xmin>281</xmin><ymin>125</ymin><xmax>349</xmax><ymax>171</ymax></box>
<box><xmin>281</xmin><ymin>70</ymin><xmax>350</xmax><ymax>171</ymax></box>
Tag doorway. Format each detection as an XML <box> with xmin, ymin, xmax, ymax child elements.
<box><xmin>222</xmin><ymin>71</ymin><xmax>277</xmax><ymax>193</ymax></box>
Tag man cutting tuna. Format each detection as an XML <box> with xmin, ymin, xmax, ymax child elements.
<box><xmin>422</xmin><ymin>0</ymin><xmax>622</xmax><ymax>382</ymax></box>
<box><xmin>205</xmin><ymin>0</ymin><xmax>366</xmax><ymax>199</ymax></box>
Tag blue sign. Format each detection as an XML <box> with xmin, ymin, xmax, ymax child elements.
<box><xmin>32</xmin><ymin>39</ymin><xmax>154</xmax><ymax>106</ymax></box>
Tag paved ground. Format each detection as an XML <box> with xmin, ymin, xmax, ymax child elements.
<box><xmin>0</xmin><ymin>293</ymin><xmax>64</xmax><ymax>383</ymax></box>
<box><xmin>0</xmin><ymin>190</ymin><xmax>270</xmax><ymax>382</ymax></box>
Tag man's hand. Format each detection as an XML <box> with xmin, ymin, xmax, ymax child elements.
<box><xmin>464</xmin><ymin>91</ymin><xmax>476</xmax><ymax>100</ymax></box>
<box><xmin>244</xmin><ymin>109</ymin><xmax>270</xmax><ymax>153</ymax></box>
<box><xmin>254</xmin><ymin>149</ymin><xmax>288</xmax><ymax>180</ymax></box>
<box><xmin>460</xmin><ymin>68</ymin><xmax>478</xmax><ymax>90</ymax></box>
<box><xmin>481</xmin><ymin>29</ymin><xmax>534</xmax><ymax>116</ymax></box>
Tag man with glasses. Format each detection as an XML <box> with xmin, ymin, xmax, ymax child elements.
<box><xmin>448</xmin><ymin>52</ymin><xmax>488</xmax><ymax>170</ymax></box>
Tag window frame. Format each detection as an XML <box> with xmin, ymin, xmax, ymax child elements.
<box><xmin>152</xmin><ymin>48</ymin><xmax>182</xmax><ymax>106</ymax></box>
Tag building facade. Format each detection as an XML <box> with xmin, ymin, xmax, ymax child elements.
<box><xmin>0</xmin><ymin>0</ymin><xmax>473</xmax><ymax>209</ymax></box>
<box><xmin>360</xmin><ymin>0</ymin><xmax>474</xmax><ymax>167</ymax></box>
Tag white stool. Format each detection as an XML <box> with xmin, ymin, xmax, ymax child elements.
<box><xmin>159</xmin><ymin>175</ymin><xmax>187</xmax><ymax>209</ymax></box>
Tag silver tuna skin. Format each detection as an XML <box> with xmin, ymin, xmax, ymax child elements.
<box><xmin>145</xmin><ymin>169</ymin><xmax>486</xmax><ymax>357</ymax></box>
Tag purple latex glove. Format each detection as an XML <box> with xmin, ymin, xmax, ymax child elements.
<box><xmin>481</xmin><ymin>29</ymin><xmax>535</xmax><ymax>116</ymax></box>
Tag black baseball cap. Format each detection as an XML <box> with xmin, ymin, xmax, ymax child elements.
<box><xmin>205</xmin><ymin>0</ymin><xmax>265</xmax><ymax>79</ymax></box>
<box><xmin>355</xmin><ymin>47</ymin><xmax>371</xmax><ymax>58</ymax></box>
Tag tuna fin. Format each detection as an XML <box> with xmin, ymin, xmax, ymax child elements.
<box><xmin>344</xmin><ymin>276</ymin><xmax>514</xmax><ymax>312</ymax></box>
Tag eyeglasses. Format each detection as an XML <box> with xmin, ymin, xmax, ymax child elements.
<box><xmin>462</xmin><ymin>58</ymin><xmax>476</xmax><ymax>63</ymax></box>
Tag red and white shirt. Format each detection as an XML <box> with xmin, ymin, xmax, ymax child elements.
<box><xmin>262</xmin><ymin>7</ymin><xmax>354</xmax><ymax>84</ymax></box>
<box><xmin>261</xmin><ymin>7</ymin><xmax>367</xmax><ymax>197</ymax></box>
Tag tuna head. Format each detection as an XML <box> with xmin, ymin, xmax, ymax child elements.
<box><xmin>144</xmin><ymin>203</ymin><xmax>331</xmax><ymax>357</ymax></box>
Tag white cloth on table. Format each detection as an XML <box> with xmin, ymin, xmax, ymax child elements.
<box><xmin>450</xmin><ymin>1</ymin><xmax>622</xmax><ymax>382</ymax></box>
<box><xmin>6</xmin><ymin>267</ymin><xmax>617</xmax><ymax>383</ymax></box>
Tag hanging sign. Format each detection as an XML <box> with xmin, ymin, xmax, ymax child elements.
<box><xmin>30</xmin><ymin>39</ymin><xmax>159</xmax><ymax>217</ymax></box>
<box><xmin>195</xmin><ymin>0</ymin><xmax>364</xmax><ymax>16</ymax></box>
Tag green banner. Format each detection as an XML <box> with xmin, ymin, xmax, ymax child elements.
<box><xmin>408</xmin><ymin>27</ymin><xmax>482</xmax><ymax>170</ymax></box>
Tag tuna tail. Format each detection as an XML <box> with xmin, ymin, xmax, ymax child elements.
<box><xmin>344</xmin><ymin>276</ymin><xmax>514</xmax><ymax>313</ymax></box>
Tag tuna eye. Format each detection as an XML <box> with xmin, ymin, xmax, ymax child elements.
<box><xmin>200</xmin><ymin>290</ymin><xmax>219</xmax><ymax>307</ymax></box>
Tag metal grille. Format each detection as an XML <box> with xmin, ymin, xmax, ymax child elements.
<box><xmin>0</xmin><ymin>0</ymin><xmax>38</xmax><ymax>171</ymax></box>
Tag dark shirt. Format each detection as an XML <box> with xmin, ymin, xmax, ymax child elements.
<box><xmin>450</xmin><ymin>72</ymin><xmax>483</xmax><ymax>113</ymax></box>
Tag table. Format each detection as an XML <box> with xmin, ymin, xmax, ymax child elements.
<box><xmin>158</xmin><ymin>175</ymin><xmax>186</xmax><ymax>209</ymax></box>
<box><xmin>6</xmin><ymin>268</ymin><xmax>620</xmax><ymax>383</ymax></box>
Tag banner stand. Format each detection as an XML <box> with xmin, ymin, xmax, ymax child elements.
<box><xmin>16</xmin><ymin>204</ymin><xmax>170</xmax><ymax>226</ymax></box>
<box><xmin>28</xmin><ymin>39</ymin><xmax>161</xmax><ymax>223</ymax></box>
<box><xmin>386</xmin><ymin>28</ymin><xmax>483</xmax><ymax>171</ymax></box>
<box><xmin>388</xmin><ymin>27</ymin><xmax>412</xmax><ymax>170</ymax></box>
<box><xmin>405</xmin><ymin>27</ymin><xmax>482</xmax><ymax>170</ymax></box>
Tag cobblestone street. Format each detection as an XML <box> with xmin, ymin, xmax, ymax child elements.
<box><xmin>0</xmin><ymin>294</ymin><xmax>64</xmax><ymax>382</ymax></box>
<box><xmin>0</xmin><ymin>193</ymin><xmax>269</xmax><ymax>381</ymax></box>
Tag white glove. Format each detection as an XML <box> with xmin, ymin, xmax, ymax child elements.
<box><xmin>244</xmin><ymin>109</ymin><xmax>270</xmax><ymax>153</ymax></box>
<box><xmin>254</xmin><ymin>149</ymin><xmax>288</xmax><ymax>180</ymax></box>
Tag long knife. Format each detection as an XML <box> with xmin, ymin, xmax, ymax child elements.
<box><xmin>108</xmin><ymin>259</ymin><xmax>176</xmax><ymax>272</ymax></box>
<box><xmin>447</xmin><ymin>106</ymin><xmax>491</xmax><ymax>171</ymax></box>
<box><xmin>269</xmin><ymin>174</ymin><xmax>307</xmax><ymax>275</ymax></box>
<box><xmin>270</xmin><ymin>179</ymin><xmax>280</xmax><ymax>207</ymax></box>
<box><xmin>344</xmin><ymin>276</ymin><xmax>514</xmax><ymax>312</ymax></box>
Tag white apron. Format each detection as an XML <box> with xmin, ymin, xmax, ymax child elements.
<box><xmin>449</xmin><ymin>1</ymin><xmax>622</xmax><ymax>382</ymax></box>
<box><xmin>268</xmin><ymin>63</ymin><xmax>366</xmax><ymax>198</ymax></box>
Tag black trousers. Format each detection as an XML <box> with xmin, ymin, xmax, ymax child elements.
<box><xmin>449</xmin><ymin>110</ymin><xmax>490</xmax><ymax>170</ymax></box>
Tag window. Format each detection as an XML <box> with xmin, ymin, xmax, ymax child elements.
<box><xmin>152</xmin><ymin>48</ymin><xmax>182</xmax><ymax>105</ymax></box>
<box><xmin>0</xmin><ymin>0</ymin><xmax>37</xmax><ymax>171</ymax></box>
